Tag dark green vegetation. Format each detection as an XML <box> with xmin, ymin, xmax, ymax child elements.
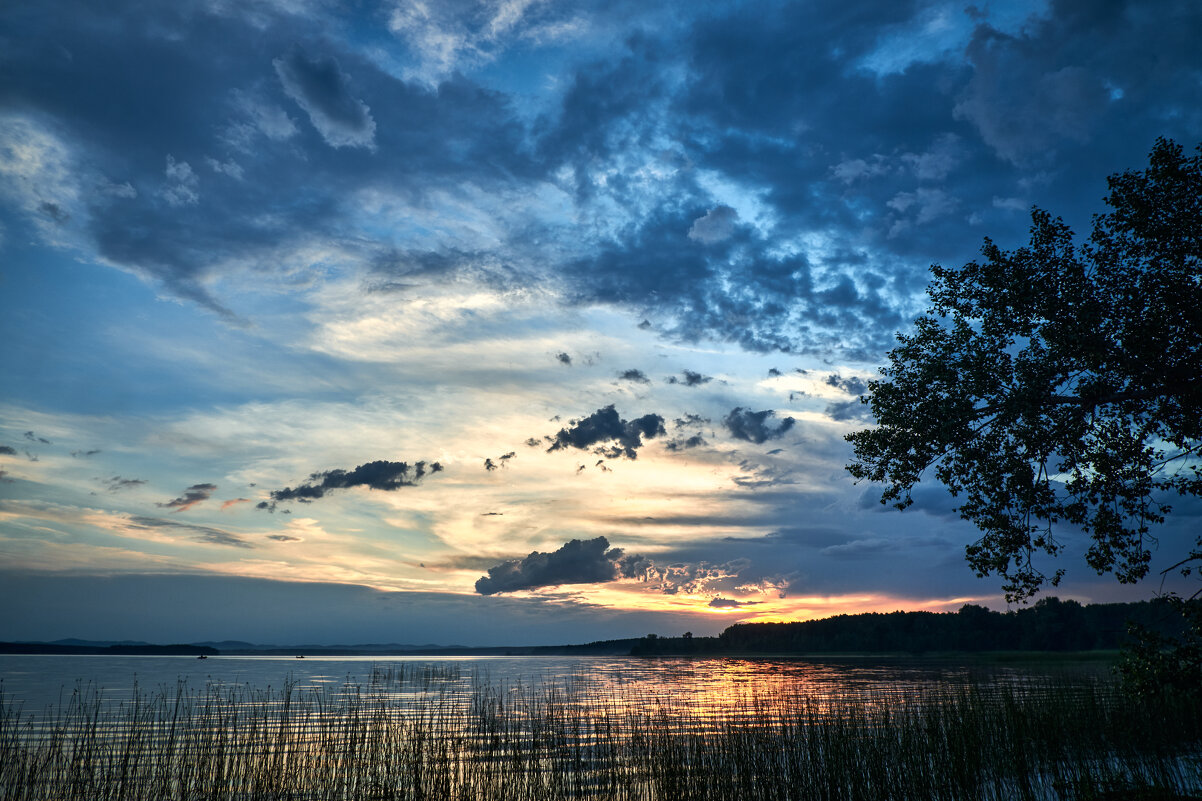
<box><xmin>2</xmin><ymin>666</ymin><xmax>1200</xmax><ymax>800</ymax></box>
<box><xmin>847</xmin><ymin>138</ymin><xmax>1202</xmax><ymax>602</ymax></box>
<box><xmin>632</xmin><ymin>597</ymin><xmax>1196</xmax><ymax>657</ymax></box>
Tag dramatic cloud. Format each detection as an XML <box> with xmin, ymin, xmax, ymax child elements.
<box><xmin>546</xmin><ymin>405</ymin><xmax>666</xmax><ymax>460</ymax></box>
<box><xmin>475</xmin><ymin>536</ymin><xmax>650</xmax><ymax>595</ymax></box>
<box><xmin>71</xmin><ymin>449</ymin><xmax>101</xmax><ymax>458</ymax></box>
<box><xmin>667</xmin><ymin>370</ymin><xmax>712</xmax><ymax>387</ymax></box>
<box><xmin>273</xmin><ymin>48</ymin><xmax>376</xmax><ymax>150</ymax></box>
<box><xmin>723</xmin><ymin>408</ymin><xmax>796</xmax><ymax>444</ymax></box>
<box><xmin>3</xmin><ymin>0</ymin><xmax>1202</xmax><ymax>645</ymax></box>
<box><xmin>264</xmin><ymin>460</ymin><xmax>443</xmax><ymax>506</ymax></box>
<box><xmin>128</xmin><ymin>516</ymin><xmax>253</xmax><ymax>549</ymax></box>
<box><xmin>221</xmin><ymin>498</ymin><xmax>251</xmax><ymax>510</ymax></box>
<box><xmin>158</xmin><ymin>483</ymin><xmax>217</xmax><ymax>512</ymax></box>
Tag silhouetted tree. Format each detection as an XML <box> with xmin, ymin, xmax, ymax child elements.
<box><xmin>848</xmin><ymin>139</ymin><xmax>1202</xmax><ymax>690</ymax></box>
<box><xmin>848</xmin><ymin>138</ymin><xmax>1201</xmax><ymax>603</ymax></box>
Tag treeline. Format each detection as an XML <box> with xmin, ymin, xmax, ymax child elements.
<box><xmin>0</xmin><ymin>643</ymin><xmax>218</xmax><ymax>656</ymax></box>
<box><xmin>631</xmin><ymin>597</ymin><xmax>1198</xmax><ymax>656</ymax></box>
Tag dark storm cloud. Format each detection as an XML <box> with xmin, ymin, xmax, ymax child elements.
<box><xmin>554</xmin><ymin>0</ymin><xmax>1202</xmax><ymax>356</ymax></box>
<box><xmin>0</xmin><ymin>446</ymin><xmax>16</xmax><ymax>455</ymax></box>
<box><xmin>267</xmin><ymin>534</ymin><xmax>301</xmax><ymax>542</ymax></box>
<box><xmin>723</xmin><ymin>407</ymin><xmax>795</xmax><ymax>444</ymax></box>
<box><xmin>556</xmin><ymin>352</ymin><xmax>573</xmax><ymax>366</ymax></box>
<box><xmin>158</xmin><ymin>483</ymin><xmax>217</xmax><ymax>512</ymax></box>
<box><xmin>545</xmin><ymin>12</ymin><xmax>923</xmax><ymax>355</ymax></box>
<box><xmin>24</xmin><ymin>431</ymin><xmax>50</xmax><ymax>444</ymax></box>
<box><xmin>265</xmin><ymin>460</ymin><xmax>443</xmax><ymax>505</ymax></box>
<box><xmin>666</xmin><ymin>370</ymin><xmax>712</xmax><ymax>387</ymax></box>
<box><xmin>618</xmin><ymin>368</ymin><xmax>650</xmax><ymax>383</ymax></box>
<box><xmin>2</xmin><ymin>0</ymin><xmax>1200</xmax><ymax>364</ymax></box>
<box><xmin>952</xmin><ymin>2</ymin><xmax>1202</xmax><ymax>167</ymax></box>
<box><xmin>128</xmin><ymin>516</ymin><xmax>253</xmax><ymax>549</ymax></box>
<box><xmin>0</xmin><ymin>2</ymin><xmax>536</xmax><ymax>317</ymax></box>
<box><xmin>474</xmin><ymin>535</ymin><xmax>651</xmax><ymax>595</ymax></box>
<box><xmin>560</xmin><ymin>203</ymin><xmax>838</xmax><ymax>354</ymax></box>
<box><xmin>546</xmin><ymin>405</ymin><xmax>666</xmax><ymax>460</ymax></box>
<box><xmin>273</xmin><ymin>47</ymin><xmax>376</xmax><ymax>150</ymax></box>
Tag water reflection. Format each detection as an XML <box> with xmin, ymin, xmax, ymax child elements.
<box><xmin>0</xmin><ymin>653</ymin><xmax>1104</xmax><ymax>724</ymax></box>
<box><xmin>2</xmin><ymin>655</ymin><xmax>1196</xmax><ymax>801</ymax></box>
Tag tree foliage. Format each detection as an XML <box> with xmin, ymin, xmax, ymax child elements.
<box><xmin>847</xmin><ymin>138</ymin><xmax>1202</xmax><ymax>603</ymax></box>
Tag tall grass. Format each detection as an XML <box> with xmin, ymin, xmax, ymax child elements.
<box><xmin>1</xmin><ymin>663</ymin><xmax>1199</xmax><ymax>800</ymax></box>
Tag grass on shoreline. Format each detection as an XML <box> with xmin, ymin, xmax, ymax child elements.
<box><xmin>1</xmin><ymin>664</ymin><xmax>1200</xmax><ymax>801</ymax></box>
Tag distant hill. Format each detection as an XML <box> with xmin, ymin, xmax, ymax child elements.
<box><xmin>632</xmin><ymin>597</ymin><xmax>1197</xmax><ymax>656</ymax></box>
<box><xmin>0</xmin><ymin>638</ymin><xmax>641</xmax><ymax>657</ymax></box>
<box><xmin>0</xmin><ymin>642</ymin><xmax>217</xmax><ymax>656</ymax></box>
<box><xmin>4</xmin><ymin>598</ymin><xmax>1193</xmax><ymax>658</ymax></box>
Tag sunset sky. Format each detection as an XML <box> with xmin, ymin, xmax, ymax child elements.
<box><xmin>2</xmin><ymin>0</ymin><xmax>1200</xmax><ymax>647</ymax></box>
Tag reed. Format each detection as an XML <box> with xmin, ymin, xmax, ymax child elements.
<box><xmin>0</xmin><ymin>664</ymin><xmax>1198</xmax><ymax>800</ymax></box>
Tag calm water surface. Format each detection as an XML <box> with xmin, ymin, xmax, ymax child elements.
<box><xmin>0</xmin><ymin>653</ymin><xmax>1106</xmax><ymax>722</ymax></box>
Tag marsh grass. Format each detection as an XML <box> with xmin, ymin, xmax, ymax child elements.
<box><xmin>1</xmin><ymin>664</ymin><xmax>1199</xmax><ymax>800</ymax></box>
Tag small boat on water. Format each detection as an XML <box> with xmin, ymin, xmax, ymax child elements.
<box><xmin>296</xmin><ymin>654</ymin><xmax>304</xmax><ymax>659</ymax></box>
<box><xmin>197</xmin><ymin>655</ymin><xmax>208</xmax><ymax>660</ymax></box>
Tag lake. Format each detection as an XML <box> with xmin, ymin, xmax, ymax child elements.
<box><xmin>2</xmin><ymin>654</ymin><xmax>1199</xmax><ymax>800</ymax></box>
<box><xmin>0</xmin><ymin>652</ymin><xmax>1099</xmax><ymax>720</ymax></box>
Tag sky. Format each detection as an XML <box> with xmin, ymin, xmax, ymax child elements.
<box><xmin>1</xmin><ymin>0</ymin><xmax>1201</xmax><ymax>647</ymax></box>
